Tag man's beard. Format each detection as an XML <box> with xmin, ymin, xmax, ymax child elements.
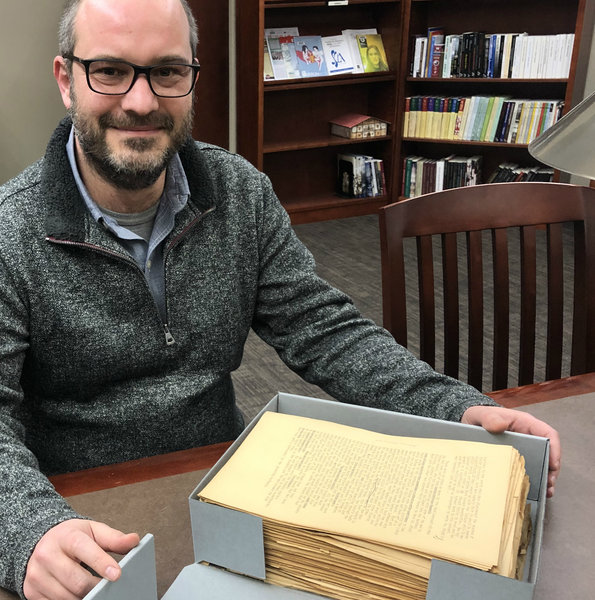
<box><xmin>69</xmin><ymin>96</ymin><xmax>194</xmax><ymax>191</ymax></box>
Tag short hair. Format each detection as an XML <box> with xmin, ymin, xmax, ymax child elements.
<box><xmin>58</xmin><ymin>0</ymin><xmax>199</xmax><ymax>58</ymax></box>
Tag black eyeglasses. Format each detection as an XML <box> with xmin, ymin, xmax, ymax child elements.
<box><xmin>63</xmin><ymin>54</ymin><xmax>200</xmax><ymax>98</ymax></box>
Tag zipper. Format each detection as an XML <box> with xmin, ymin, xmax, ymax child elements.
<box><xmin>163</xmin><ymin>323</ymin><xmax>176</xmax><ymax>346</ymax></box>
<box><xmin>46</xmin><ymin>236</ymin><xmax>177</xmax><ymax>347</ymax></box>
<box><xmin>46</xmin><ymin>205</ymin><xmax>215</xmax><ymax>348</ymax></box>
<box><xmin>164</xmin><ymin>205</ymin><xmax>215</xmax><ymax>257</ymax></box>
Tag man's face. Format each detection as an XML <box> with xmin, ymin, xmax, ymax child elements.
<box><xmin>69</xmin><ymin>85</ymin><xmax>194</xmax><ymax>190</ymax></box>
<box><xmin>57</xmin><ymin>0</ymin><xmax>197</xmax><ymax>191</ymax></box>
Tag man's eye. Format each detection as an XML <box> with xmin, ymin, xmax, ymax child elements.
<box><xmin>90</xmin><ymin>64</ymin><xmax>128</xmax><ymax>78</ymax></box>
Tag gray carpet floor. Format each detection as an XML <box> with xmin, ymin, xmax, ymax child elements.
<box><xmin>232</xmin><ymin>214</ymin><xmax>575</xmax><ymax>421</ymax></box>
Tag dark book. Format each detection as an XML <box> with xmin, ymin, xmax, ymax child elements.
<box><xmin>430</xmin><ymin>43</ymin><xmax>445</xmax><ymax>77</ymax></box>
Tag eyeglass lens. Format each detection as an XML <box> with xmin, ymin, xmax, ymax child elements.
<box><xmin>87</xmin><ymin>60</ymin><xmax>195</xmax><ymax>97</ymax></box>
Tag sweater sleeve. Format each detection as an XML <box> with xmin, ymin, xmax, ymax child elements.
<box><xmin>0</xmin><ymin>253</ymin><xmax>81</xmax><ymax>597</ymax></box>
<box><xmin>250</xmin><ymin>173</ymin><xmax>497</xmax><ymax>421</ymax></box>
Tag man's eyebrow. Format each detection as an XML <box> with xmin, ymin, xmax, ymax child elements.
<box><xmin>84</xmin><ymin>55</ymin><xmax>193</xmax><ymax>64</ymax></box>
<box><xmin>152</xmin><ymin>55</ymin><xmax>194</xmax><ymax>64</ymax></box>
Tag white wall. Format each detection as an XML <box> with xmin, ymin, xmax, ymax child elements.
<box><xmin>0</xmin><ymin>1</ymin><xmax>67</xmax><ymax>183</ymax></box>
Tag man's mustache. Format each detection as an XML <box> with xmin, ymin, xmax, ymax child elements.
<box><xmin>98</xmin><ymin>112</ymin><xmax>175</xmax><ymax>131</ymax></box>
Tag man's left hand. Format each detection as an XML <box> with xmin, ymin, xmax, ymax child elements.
<box><xmin>461</xmin><ymin>405</ymin><xmax>560</xmax><ymax>498</ymax></box>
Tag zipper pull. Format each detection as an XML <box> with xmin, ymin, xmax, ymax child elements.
<box><xmin>163</xmin><ymin>324</ymin><xmax>176</xmax><ymax>346</ymax></box>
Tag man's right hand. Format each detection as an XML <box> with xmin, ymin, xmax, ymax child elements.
<box><xmin>23</xmin><ymin>519</ymin><xmax>140</xmax><ymax>600</ymax></box>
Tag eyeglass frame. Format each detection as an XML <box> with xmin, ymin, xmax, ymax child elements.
<box><xmin>62</xmin><ymin>53</ymin><xmax>201</xmax><ymax>98</ymax></box>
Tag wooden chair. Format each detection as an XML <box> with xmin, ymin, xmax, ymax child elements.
<box><xmin>379</xmin><ymin>182</ymin><xmax>595</xmax><ymax>392</ymax></box>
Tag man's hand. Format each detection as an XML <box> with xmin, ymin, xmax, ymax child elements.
<box><xmin>461</xmin><ymin>405</ymin><xmax>561</xmax><ymax>498</ymax></box>
<box><xmin>24</xmin><ymin>519</ymin><xmax>140</xmax><ymax>600</ymax></box>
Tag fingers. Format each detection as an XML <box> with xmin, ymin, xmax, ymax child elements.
<box><xmin>461</xmin><ymin>404</ymin><xmax>561</xmax><ymax>497</ymax></box>
<box><xmin>24</xmin><ymin>519</ymin><xmax>139</xmax><ymax>600</ymax></box>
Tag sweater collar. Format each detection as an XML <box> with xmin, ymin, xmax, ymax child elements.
<box><xmin>44</xmin><ymin>116</ymin><xmax>216</xmax><ymax>241</ymax></box>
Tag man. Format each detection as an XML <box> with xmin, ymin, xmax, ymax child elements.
<box><xmin>0</xmin><ymin>0</ymin><xmax>560</xmax><ymax>598</ymax></box>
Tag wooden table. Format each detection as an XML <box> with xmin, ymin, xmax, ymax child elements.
<box><xmin>2</xmin><ymin>374</ymin><xmax>594</xmax><ymax>599</ymax></box>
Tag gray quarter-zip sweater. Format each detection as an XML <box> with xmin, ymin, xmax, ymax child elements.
<box><xmin>0</xmin><ymin>118</ymin><xmax>493</xmax><ymax>595</ymax></box>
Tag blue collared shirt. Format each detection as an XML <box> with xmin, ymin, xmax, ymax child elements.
<box><xmin>66</xmin><ymin>127</ymin><xmax>190</xmax><ymax>321</ymax></box>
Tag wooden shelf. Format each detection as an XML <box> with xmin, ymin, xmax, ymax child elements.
<box><xmin>403</xmin><ymin>137</ymin><xmax>529</xmax><ymax>148</ymax></box>
<box><xmin>236</xmin><ymin>0</ymin><xmax>403</xmax><ymax>223</ymax></box>
<box><xmin>397</xmin><ymin>0</ymin><xmax>591</xmax><ymax>194</ymax></box>
<box><xmin>236</xmin><ymin>0</ymin><xmax>591</xmax><ymax>222</ymax></box>
<box><xmin>406</xmin><ymin>77</ymin><xmax>569</xmax><ymax>84</ymax></box>
<box><xmin>264</xmin><ymin>135</ymin><xmax>392</xmax><ymax>154</ymax></box>
<box><xmin>264</xmin><ymin>72</ymin><xmax>397</xmax><ymax>91</ymax></box>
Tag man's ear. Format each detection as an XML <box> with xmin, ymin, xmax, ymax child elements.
<box><xmin>53</xmin><ymin>55</ymin><xmax>73</xmax><ymax>110</ymax></box>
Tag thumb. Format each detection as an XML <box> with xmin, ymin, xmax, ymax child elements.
<box><xmin>462</xmin><ymin>405</ymin><xmax>510</xmax><ymax>433</ymax></box>
<box><xmin>88</xmin><ymin>521</ymin><xmax>140</xmax><ymax>556</ymax></box>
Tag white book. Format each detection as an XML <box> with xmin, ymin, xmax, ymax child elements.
<box><xmin>500</xmin><ymin>34</ymin><xmax>514</xmax><ymax>79</ymax></box>
<box><xmin>266</xmin><ymin>36</ymin><xmax>288</xmax><ymax>80</ymax></box>
<box><xmin>555</xmin><ymin>34</ymin><xmax>566</xmax><ymax>78</ymax></box>
<box><xmin>264</xmin><ymin>27</ymin><xmax>299</xmax><ymax>38</ymax></box>
<box><xmin>442</xmin><ymin>35</ymin><xmax>453</xmax><ymax>78</ymax></box>
<box><xmin>322</xmin><ymin>34</ymin><xmax>354</xmax><ymax>75</ymax></box>
<box><xmin>511</xmin><ymin>33</ymin><xmax>528</xmax><ymax>78</ymax></box>
<box><xmin>341</xmin><ymin>28</ymin><xmax>377</xmax><ymax>73</ymax></box>
<box><xmin>412</xmin><ymin>36</ymin><xmax>425</xmax><ymax>77</ymax></box>
<box><xmin>462</xmin><ymin>96</ymin><xmax>479</xmax><ymax>141</ymax></box>
<box><xmin>563</xmin><ymin>33</ymin><xmax>575</xmax><ymax>78</ymax></box>
<box><xmin>435</xmin><ymin>158</ymin><xmax>445</xmax><ymax>191</ymax></box>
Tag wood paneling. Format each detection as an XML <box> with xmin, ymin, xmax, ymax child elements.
<box><xmin>188</xmin><ymin>0</ymin><xmax>229</xmax><ymax>148</ymax></box>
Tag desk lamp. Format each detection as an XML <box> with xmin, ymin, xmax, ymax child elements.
<box><xmin>529</xmin><ymin>89</ymin><xmax>595</xmax><ymax>179</ymax></box>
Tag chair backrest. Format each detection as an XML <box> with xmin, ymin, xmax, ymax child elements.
<box><xmin>379</xmin><ymin>182</ymin><xmax>595</xmax><ymax>392</ymax></box>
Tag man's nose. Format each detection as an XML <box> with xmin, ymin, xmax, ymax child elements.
<box><xmin>119</xmin><ymin>74</ymin><xmax>160</xmax><ymax>114</ymax></box>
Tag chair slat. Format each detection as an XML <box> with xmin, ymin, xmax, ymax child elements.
<box><xmin>417</xmin><ymin>235</ymin><xmax>436</xmax><ymax>367</ymax></box>
<box><xmin>466</xmin><ymin>230</ymin><xmax>484</xmax><ymax>390</ymax></box>
<box><xmin>379</xmin><ymin>182</ymin><xmax>595</xmax><ymax>392</ymax></box>
<box><xmin>492</xmin><ymin>228</ymin><xmax>510</xmax><ymax>390</ymax></box>
<box><xmin>442</xmin><ymin>233</ymin><xmax>460</xmax><ymax>379</ymax></box>
<box><xmin>518</xmin><ymin>225</ymin><xmax>537</xmax><ymax>385</ymax></box>
<box><xmin>571</xmin><ymin>221</ymin><xmax>586</xmax><ymax>375</ymax></box>
<box><xmin>545</xmin><ymin>223</ymin><xmax>564</xmax><ymax>381</ymax></box>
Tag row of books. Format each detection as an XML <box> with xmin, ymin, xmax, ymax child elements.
<box><xmin>403</xmin><ymin>95</ymin><xmax>564</xmax><ymax>144</ymax></box>
<box><xmin>264</xmin><ymin>27</ymin><xmax>389</xmax><ymax>81</ymax></box>
<box><xmin>486</xmin><ymin>162</ymin><xmax>555</xmax><ymax>183</ymax></box>
<box><xmin>411</xmin><ymin>28</ymin><xmax>574</xmax><ymax>79</ymax></box>
<box><xmin>402</xmin><ymin>155</ymin><xmax>554</xmax><ymax>198</ymax></box>
<box><xmin>337</xmin><ymin>153</ymin><xmax>386</xmax><ymax>199</ymax></box>
<box><xmin>402</xmin><ymin>155</ymin><xmax>482</xmax><ymax>198</ymax></box>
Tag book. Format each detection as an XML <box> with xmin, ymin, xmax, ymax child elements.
<box><xmin>263</xmin><ymin>37</ymin><xmax>275</xmax><ymax>81</ymax></box>
<box><xmin>461</xmin><ymin>95</ymin><xmax>480</xmax><ymax>140</ymax></box>
<box><xmin>356</xmin><ymin>33</ymin><xmax>389</xmax><ymax>73</ymax></box>
<box><xmin>266</xmin><ymin>35</ymin><xmax>301</xmax><ymax>80</ymax></box>
<box><xmin>452</xmin><ymin>97</ymin><xmax>467</xmax><ymax>139</ymax></box>
<box><xmin>322</xmin><ymin>34</ymin><xmax>354</xmax><ymax>75</ymax></box>
<box><xmin>330</xmin><ymin>114</ymin><xmax>388</xmax><ymax>139</ymax></box>
<box><xmin>403</xmin><ymin>97</ymin><xmax>411</xmax><ymax>137</ymax></box>
<box><xmin>429</xmin><ymin>42</ymin><xmax>444</xmax><ymax>77</ymax></box>
<box><xmin>424</xmin><ymin>26</ymin><xmax>444</xmax><ymax>77</ymax></box>
<box><xmin>198</xmin><ymin>411</ymin><xmax>531</xmax><ymax>600</ymax></box>
<box><xmin>411</xmin><ymin>35</ymin><xmax>426</xmax><ymax>77</ymax></box>
<box><xmin>479</xmin><ymin>96</ymin><xmax>496</xmax><ymax>140</ymax></box>
<box><xmin>264</xmin><ymin>27</ymin><xmax>299</xmax><ymax>38</ymax></box>
<box><xmin>293</xmin><ymin>35</ymin><xmax>328</xmax><ymax>77</ymax></box>
<box><xmin>342</xmin><ymin>28</ymin><xmax>377</xmax><ymax>73</ymax></box>
<box><xmin>336</xmin><ymin>153</ymin><xmax>362</xmax><ymax>197</ymax></box>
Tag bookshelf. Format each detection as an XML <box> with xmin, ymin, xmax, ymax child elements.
<box><xmin>397</xmin><ymin>0</ymin><xmax>591</xmax><ymax>195</ymax></box>
<box><xmin>235</xmin><ymin>0</ymin><xmax>404</xmax><ymax>224</ymax></box>
<box><xmin>235</xmin><ymin>0</ymin><xmax>592</xmax><ymax>220</ymax></box>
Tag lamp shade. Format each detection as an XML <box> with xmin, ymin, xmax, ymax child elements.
<box><xmin>529</xmin><ymin>90</ymin><xmax>595</xmax><ymax>179</ymax></box>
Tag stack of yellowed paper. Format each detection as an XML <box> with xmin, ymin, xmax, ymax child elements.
<box><xmin>198</xmin><ymin>411</ymin><xmax>531</xmax><ymax>600</ymax></box>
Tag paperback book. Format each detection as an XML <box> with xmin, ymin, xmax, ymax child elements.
<box><xmin>357</xmin><ymin>33</ymin><xmax>389</xmax><ymax>73</ymax></box>
<box><xmin>293</xmin><ymin>35</ymin><xmax>329</xmax><ymax>77</ymax></box>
